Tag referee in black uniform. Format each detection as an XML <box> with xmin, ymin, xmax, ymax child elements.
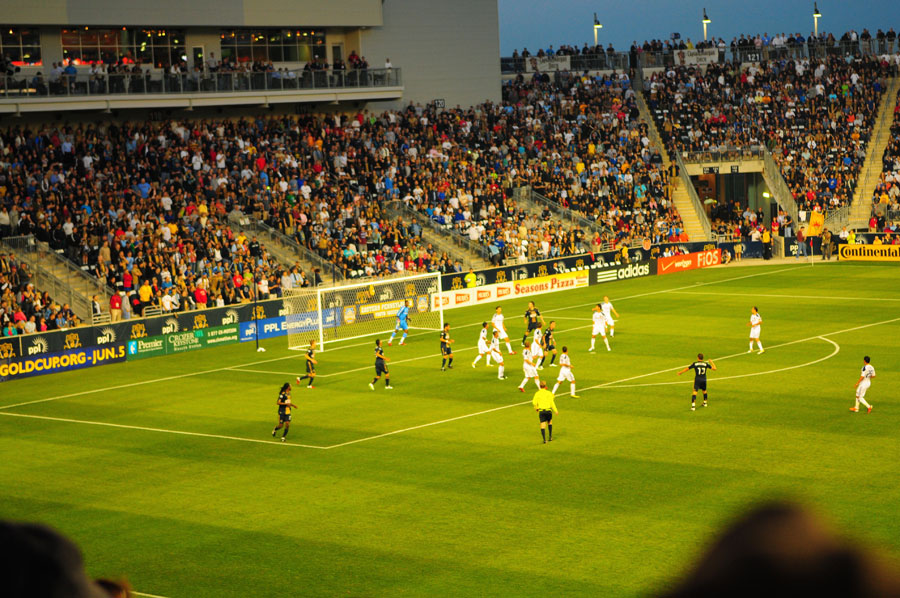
<box><xmin>369</xmin><ymin>339</ymin><xmax>394</xmax><ymax>390</ymax></box>
<box><xmin>678</xmin><ymin>353</ymin><xmax>717</xmax><ymax>411</ymax></box>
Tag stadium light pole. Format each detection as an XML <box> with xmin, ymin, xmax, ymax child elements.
<box><xmin>813</xmin><ymin>3</ymin><xmax>822</xmax><ymax>38</ymax></box>
<box><xmin>702</xmin><ymin>8</ymin><xmax>711</xmax><ymax>42</ymax></box>
<box><xmin>593</xmin><ymin>13</ymin><xmax>603</xmax><ymax>47</ymax></box>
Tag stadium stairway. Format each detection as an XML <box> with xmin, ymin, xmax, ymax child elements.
<box><xmin>634</xmin><ymin>89</ymin><xmax>710</xmax><ymax>241</ymax></box>
<box><xmin>848</xmin><ymin>76</ymin><xmax>900</xmax><ymax>230</ymax></box>
<box><xmin>0</xmin><ymin>236</ymin><xmax>112</xmax><ymax>322</ymax></box>
<box><xmin>383</xmin><ymin>201</ymin><xmax>493</xmax><ymax>270</ymax></box>
<box><xmin>227</xmin><ymin>215</ymin><xmax>339</xmax><ymax>285</ymax></box>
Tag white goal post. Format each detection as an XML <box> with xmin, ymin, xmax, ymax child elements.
<box><xmin>283</xmin><ymin>272</ymin><xmax>444</xmax><ymax>351</ymax></box>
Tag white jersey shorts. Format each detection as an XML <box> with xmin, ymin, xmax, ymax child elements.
<box><xmin>749</xmin><ymin>326</ymin><xmax>761</xmax><ymax>340</ymax></box>
<box><xmin>592</xmin><ymin>323</ymin><xmax>607</xmax><ymax>336</ymax></box>
<box><xmin>478</xmin><ymin>339</ymin><xmax>490</xmax><ymax>353</ymax></box>
<box><xmin>490</xmin><ymin>349</ymin><xmax>504</xmax><ymax>364</ymax></box>
<box><xmin>523</xmin><ymin>364</ymin><xmax>538</xmax><ymax>378</ymax></box>
<box><xmin>557</xmin><ymin>368</ymin><xmax>575</xmax><ymax>382</ymax></box>
<box><xmin>856</xmin><ymin>379</ymin><xmax>871</xmax><ymax>399</ymax></box>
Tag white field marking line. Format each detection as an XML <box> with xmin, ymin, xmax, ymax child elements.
<box><xmin>604</xmin><ymin>337</ymin><xmax>840</xmax><ymax>388</ymax></box>
<box><xmin>132</xmin><ymin>592</ymin><xmax>171</xmax><ymax>598</ymax></box>
<box><xmin>579</xmin><ymin>316</ymin><xmax>900</xmax><ymax>393</ymax></box>
<box><xmin>0</xmin><ymin>264</ymin><xmax>806</xmax><ymax>412</ymax></box>
<box><xmin>322</xmin><ymin>401</ymin><xmax>533</xmax><ymax>449</ymax></box>
<box><xmin>0</xmin><ymin>411</ymin><xmax>328</xmax><ymax>450</ymax></box>
<box><xmin>670</xmin><ymin>290</ymin><xmax>900</xmax><ymax>302</ymax></box>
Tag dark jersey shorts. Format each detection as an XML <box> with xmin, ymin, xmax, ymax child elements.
<box><xmin>441</xmin><ymin>343</ymin><xmax>452</xmax><ymax>356</ymax></box>
<box><xmin>693</xmin><ymin>379</ymin><xmax>707</xmax><ymax>392</ymax></box>
<box><xmin>375</xmin><ymin>361</ymin><xmax>388</xmax><ymax>376</ymax></box>
<box><xmin>538</xmin><ymin>410</ymin><xmax>553</xmax><ymax>423</ymax></box>
<box><xmin>279</xmin><ymin>412</ymin><xmax>292</xmax><ymax>423</ymax></box>
<box><xmin>306</xmin><ymin>361</ymin><xmax>315</xmax><ymax>374</ymax></box>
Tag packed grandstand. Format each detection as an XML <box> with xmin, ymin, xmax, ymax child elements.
<box><xmin>1</xmin><ymin>27</ymin><xmax>899</xmax><ymax>336</ymax></box>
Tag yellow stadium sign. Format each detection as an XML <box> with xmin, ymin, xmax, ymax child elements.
<box><xmin>838</xmin><ymin>245</ymin><xmax>900</xmax><ymax>261</ymax></box>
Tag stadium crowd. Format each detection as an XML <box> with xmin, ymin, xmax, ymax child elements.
<box><xmin>0</xmin><ymin>250</ymin><xmax>79</xmax><ymax>335</ymax></box>
<box><xmin>647</xmin><ymin>54</ymin><xmax>895</xmax><ymax>215</ymax></box>
<box><xmin>870</xmin><ymin>87</ymin><xmax>900</xmax><ymax>228</ymax></box>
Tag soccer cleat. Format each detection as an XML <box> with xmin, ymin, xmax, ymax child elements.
<box><xmin>472</xmin><ymin>363</ymin><xmax>477</xmax><ymax>368</ymax></box>
<box><xmin>758</xmin><ymin>349</ymin><xmax>765</xmax><ymax>354</ymax></box>
<box><xmin>281</xmin><ymin>437</ymin><xmax>286</xmax><ymax>442</ymax></box>
<box><xmin>399</xmin><ymin>342</ymin><xmax>405</xmax><ymax>346</ymax></box>
<box><xmin>548</xmin><ymin>437</ymin><xmax>553</xmax><ymax>442</ymax></box>
<box><xmin>607</xmin><ymin>347</ymin><xmax>611</xmax><ymax>352</ymax></box>
<box><xmin>509</xmin><ymin>351</ymin><xmax>517</xmax><ymax>355</ymax></box>
<box><xmin>272</xmin><ymin>430</ymin><xmax>277</xmax><ymax>437</ymax></box>
<box><xmin>588</xmin><ymin>348</ymin><xmax>595</xmax><ymax>352</ymax></box>
<box><xmin>518</xmin><ymin>387</ymin><xmax>525</xmax><ymax>392</ymax></box>
<box><xmin>691</xmin><ymin>405</ymin><xmax>696</xmax><ymax>411</ymax></box>
<box><xmin>550</xmin><ymin>363</ymin><xmax>557</xmax><ymax>367</ymax></box>
<box><xmin>296</xmin><ymin>377</ymin><xmax>302</xmax><ymax>385</ymax></box>
<box><xmin>702</xmin><ymin>402</ymin><xmax>708</xmax><ymax>408</ymax></box>
<box><xmin>385</xmin><ymin>385</ymin><xmax>394</xmax><ymax>390</ymax></box>
<box><xmin>543</xmin><ymin>440</ymin><xmax>547</xmax><ymax>444</ymax></box>
<box><xmin>499</xmin><ymin>376</ymin><xmax>508</xmax><ymax>380</ymax></box>
<box><xmin>307</xmin><ymin>386</ymin><xmax>315</xmax><ymax>389</ymax></box>
<box><xmin>537</xmin><ymin>366</ymin><xmax>544</xmax><ymax>371</ymax></box>
<box><xmin>867</xmin><ymin>405</ymin><xmax>873</xmax><ymax>413</ymax></box>
<box><xmin>849</xmin><ymin>407</ymin><xmax>859</xmax><ymax>412</ymax></box>
<box><xmin>441</xmin><ymin>367</ymin><xmax>445</xmax><ymax>371</ymax></box>
<box><xmin>570</xmin><ymin>394</ymin><xmax>580</xmax><ymax>398</ymax></box>
<box><xmin>748</xmin><ymin>348</ymin><xmax>753</xmax><ymax>353</ymax></box>
<box><xmin>368</xmin><ymin>383</ymin><xmax>375</xmax><ymax>390</ymax></box>
<box><xmin>387</xmin><ymin>342</ymin><xmax>392</xmax><ymax>346</ymax></box>
<box><xmin>448</xmin><ymin>365</ymin><xmax>453</xmax><ymax>369</ymax></box>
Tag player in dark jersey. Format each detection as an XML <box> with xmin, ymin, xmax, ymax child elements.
<box><xmin>369</xmin><ymin>339</ymin><xmax>393</xmax><ymax>390</ymax></box>
<box><xmin>271</xmin><ymin>382</ymin><xmax>294</xmax><ymax>441</ymax></box>
<box><xmin>440</xmin><ymin>323</ymin><xmax>454</xmax><ymax>371</ymax></box>
<box><xmin>522</xmin><ymin>301</ymin><xmax>545</xmax><ymax>346</ymax></box>
<box><xmin>295</xmin><ymin>340</ymin><xmax>318</xmax><ymax>389</ymax></box>
<box><xmin>677</xmin><ymin>353</ymin><xmax>717</xmax><ymax>411</ymax></box>
<box><xmin>539</xmin><ymin>320</ymin><xmax>558</xmax><ymax>368</ymax></box>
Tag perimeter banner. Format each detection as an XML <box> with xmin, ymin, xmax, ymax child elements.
<box><xmin>0</xmin><ymin>344</ymin><xmax>127</xmax><ymax>381</ymax></box>
<box><xmin>838</xmin><ymin>245</ymin><xmax>900</xmax><ymax>261</ymax></box>
<box><xmin>433</xmin><ymin>270</ymin><xmax>590</xmax><ymax>311</ymax></box>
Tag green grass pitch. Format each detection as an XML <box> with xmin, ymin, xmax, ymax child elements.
<box><xmin>2</xmin><ymin>262</ymin><xmax>899</xmax><ymax>597</ymax></box>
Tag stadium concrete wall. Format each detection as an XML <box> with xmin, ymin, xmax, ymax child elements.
<box><xmin>360</xmin><ymin>0</ymin><xmax>501</xmax><ymax>108</ymax></box>
<box><xmin>0</xmin><ymin>0</ymin><xmax>384</xmax><ymax>27</ymax></box>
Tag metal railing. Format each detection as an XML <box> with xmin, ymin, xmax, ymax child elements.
<box><xmin>237</xmin><ymin>218</ymin><xmax>343</xmax><ymax>285</ymax></box>
<box><xmin>674</xmin><ymin>153</ymin><xmax>713</xmax><ymax>241</ymax></box>
<box><xmin>385</xmin><ymin>200</ymin><xmax>490</xmax><ymax>265</ymax></box>
<box><xmin>1</xmin><ymin>67</ymin><xmax>401</xmax><ymax>99</ymax></box>
<box><xmin>527</xmin><ymin>188</ymin><xmax>605</xmax><ymax>237</ymax></box>
<box><xmin>680</xmin><ymin>146</ymin><xmax>766</xmax><ymax>163</ymax></box>
<box><xmin>823</xmin><ymin>205</ymin><xmax>852</xmax><ymax>230</ymax></box>
<box><xmin>501</xmin><ymin>54</ymin><xmax>629</xmax><ymax>74</ymax></box>
<box><xmin>0</xmin><ymin>235</ymin><xmax>113</xmax><ymax>321</ymax></box>
<box><xmin>762</xmin><ymin>149</ymin><xmax>800</xmax><ymax>226</ymax></box>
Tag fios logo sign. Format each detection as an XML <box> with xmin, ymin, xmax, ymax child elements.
<box><xmin>454</xmin><ymin>293</ymin><xmax>471</xmax><ymax>305</ymax></box>
<box><xmin>658</xmin><ymin>249</ymin><xmax>721</xmax><ymax>275</ymax></box>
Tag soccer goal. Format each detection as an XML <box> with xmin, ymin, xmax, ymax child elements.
<box><xmin>283</xmin><ymin>272</ymin><xmax>444</xmax><ymax>351</ymax></box>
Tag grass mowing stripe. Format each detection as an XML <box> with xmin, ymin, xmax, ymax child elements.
<box><xmin>670</xmin><ymin>290</ymin><xmax>900</xmax><ymax>302</ymax></box>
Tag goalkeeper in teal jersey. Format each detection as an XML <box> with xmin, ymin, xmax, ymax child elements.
<box><xmin>388</xmin><ymin>300</ymin><xmax>412</xmax><ymax>346</ymax></box>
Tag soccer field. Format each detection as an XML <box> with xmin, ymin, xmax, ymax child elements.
<box><xmin>2</xmin><ymin>262</ymin><xmax>899</xmax><ymax>597</ymax></box>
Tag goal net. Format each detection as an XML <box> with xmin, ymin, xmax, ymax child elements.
<box><xmin>283</xmin><ymin>272</ymin><xmax>443</xmax><ymax>351</ymax></box>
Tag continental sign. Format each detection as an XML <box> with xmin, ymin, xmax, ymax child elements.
<box><xmin>839</xmin><ymin>245</ymin><xmax>900</xmax><ymax>261</ymax></box>
<box><xmin>0</xmin><ymin>344</ymin><xmax>127</xmax><ymax>381</ymax></box>
<box><xmin>432</xmin><ymin>271</ymin><xmax>590</xmax><ymax>310</ymax></box>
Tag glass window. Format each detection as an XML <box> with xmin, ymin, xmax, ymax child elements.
<box><xmin>59</xmin><ymin>27</ymin><xmax>184</xmax><ymax>66</ymax></box>
<box><xmin>218</xmin><ymin>28</ymin><xmax>329</xmax><ymax>64</ymax></box>
<box><xmin>1</xmin><ymin>27</ymin><xmax>43</xmax><ymax>65</ymax></box>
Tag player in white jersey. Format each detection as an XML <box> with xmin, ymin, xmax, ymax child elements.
<box><xmin>491</xmin><ymin>306</ymin><xmax>516</xmax><ymax>354</ymax></box>
<box><xmin>472</xmin><ymin>321</ymin><xmax>493</xmax><ymax>367</ymax></box>
<box><xmin>518</xmin><ymin>347</ymin><xmax>541</xmax><ymax>392</ymax></box>
<box><xmin>747</xmin><ymin>306</ymin><xmax>764</xmax><ymax>353</ymax></box>
<box><xmin>589</xmin><ymin>304</ymin><xmax>611</xmax><ymax>352</ymax></box>
<box><xmin>489</xmin><ymin>330</ymin><xmax>506</xmax><ymax>380</ymax></box>
<box><xmin>601</xmin><ymin>296</ymin><xmax>620</xmax><ymax>337</ymax></box>
<box><xmin>551</xmin><ymin>346</ymin><xmax>580</xmax><ymax>397</ymax></box>
<box><xmin>850</xmin><ymin>355</ymin><xmax>875</xmax><ymax>413</ymax></box>
<box><xmin>530</xmin><ymin>327</ymin><xmax>545</xmax><ymax>369</ymax></box>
